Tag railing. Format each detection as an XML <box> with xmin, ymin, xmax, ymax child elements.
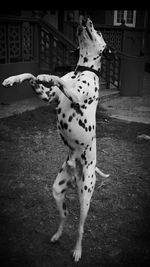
<box><xmin>0</xmin><ymin>16</ymin><xmax>122</xmax><ymax>90</ymax></box>
<box><xmin>101</xmin><ymin>53</ymin><xmax>121</xmax><ymax>89</ymax></box>
<box><xmin>38</xmin><ymin>19</ymin><xmax>77</xmax><ymax>74</ymax></box>
<box><xmin>96</xmin><ymin>24</ymin><xmax>123</xmax><ymax>89</ymax></box>
<box><xmin>0</xmin><ymin>16</ymin><xmax>77</xmax><ymax>75</ymax></box>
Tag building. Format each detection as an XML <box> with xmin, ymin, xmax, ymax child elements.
<box><xmin>0</xmin><ymin>9</ymin><xmax>150</xmax><ymax>102</ymax></box>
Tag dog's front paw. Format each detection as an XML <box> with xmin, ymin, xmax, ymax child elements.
<box><xmin>2</xmin><ymin>76</ymin><xmax>16</xmax><ymax>87</ymax></box>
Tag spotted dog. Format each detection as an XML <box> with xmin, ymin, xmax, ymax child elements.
<box><xmin>2</xmin><ymin>16</ymin><xmax>112</xmax><ymax>262</ymax></box>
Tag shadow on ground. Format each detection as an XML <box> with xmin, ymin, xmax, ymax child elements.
<box><xmin>0</xmin><ymin>105</ymin><xmax>150</xmax><ymax>267</ymax></box>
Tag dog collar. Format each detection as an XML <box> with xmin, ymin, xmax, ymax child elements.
<box><xmin>75</xmin><ymin>65</ymin><xmax>100</xmax><ymax>78</ymax></box>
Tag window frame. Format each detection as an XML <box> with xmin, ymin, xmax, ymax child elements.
<box><xmin>114</xmin><ymin>10</ymin><xmax>136</xmax><ymax>27</ymax></box>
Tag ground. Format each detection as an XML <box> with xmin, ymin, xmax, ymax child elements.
<box><xmin>0</xmin><ymin>105</ymin><xmax>150</xmax><ymax>267</ymax></box>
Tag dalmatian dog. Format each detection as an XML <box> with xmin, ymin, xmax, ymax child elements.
<box><xmin>2</xmin><ymin>16</ymin><xmax>111</xmax><ymax>262</ymax></box>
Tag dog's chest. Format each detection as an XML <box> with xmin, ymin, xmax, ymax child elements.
<box><xmin>56</xmin><ymin>71</ymin><xmax>99</xmax><ymax>145</ymax></box>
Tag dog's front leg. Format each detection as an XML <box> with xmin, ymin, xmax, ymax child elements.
<box><xmin>2</xmin><ymin>73</ymin><xmax>36</xmax><ymax>87</ymax></box>
<box><xmin>2</xmin><ymin>74</ymin><xmax>58</xmax><ymax>103</ymax></box>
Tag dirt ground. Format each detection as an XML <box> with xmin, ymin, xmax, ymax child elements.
<box><xmin>0</xmin><ymin>105</ymin><xmax>150</xmax><ymax>267</ymax></box>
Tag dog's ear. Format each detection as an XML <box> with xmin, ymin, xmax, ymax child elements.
<box><xmin>102</xmin><ymin>45</ymin><xmax>115</xmax><ymax>61</ymax></box>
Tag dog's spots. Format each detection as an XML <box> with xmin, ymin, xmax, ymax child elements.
<box><xmin>63</xmin><ymin>202</ymin><xmax>67</xmax><ymax>210</ymax></box>
<box><xmin>88</xmin><ymin>98</ymin><xmax>94</xmax><ymax>105</ymax></box>
<box><xmin>78</xmin><ymin>119</ymin><xmax>86</xmax><ymax>130</ymax></box>
<box><xmin>68</xmin><ymin>115</ymin><xmax>73</xmax><ymax>122</ymax></box>
<box><xmin>59</xmin><ymin>179</ymin><xmax>66</xmax><ymax>185</ymax></box>
<box><xmin>84</xmin><ymin>185</ymin><xmax>87</xmax><ymax>191</ymax></box>
<box><xmin>95</xmin><ymin>87</ymin><xmax>98</xmax><ymax>92</ymax></box>
<box><xmin>70</xmin><ymin>102</ymin><xmax>83</xmax><ymax>116</ymax></box>
<box><xmin>83</xmin><ymin>57</ymin><xmax>88</xmax><ymax>63</ymax></box>
<box><xmin>62</xmin><ymin>113</ymin><xmax>65</xmax><ymax>118</ymax></box>
<box><xmin>59</xmin><ymin>168</ymin><xmax>63</xmax><ymax>173</ymax></box>
<box><xmin>89</xmin><ymin>125</ymin><xmax>92</xmax><ymax>131</ymax></box>
<box><xmin>75</xmin><ymin>140</ymin><xmax>79</xmax><ymax>144</ymax></box>
<box><xmin>57</xmin><ymin>107</ymin><xmax>61</xmax><ymax>114</ymax></box>
<box><xmin>86</xmin><ymin>160</ymin><xmax>93</xmax><ymax>169</ymax></box>
<box><xmin>88</xmin><ymin>188</ymin><xmax>91</xmax><ymax>193</ymax></box>
<box><xmin>93</xmin><ymin>55</ymin><xmax>100</xmax><ymax>60</ymax></box>
<box><xmin>59</xmin><ymin>120</ymin><xmax>68</xmax><ymax>130</ymax></box>
<box><xmin>61</xmin><ymin>188</ymin><xmax>66</xmax><ymax>194</ymax></box>
<box><xmin>82</xmin><ymin>80</ymin><xmax>87</xmax><ymax>84</ymax></box>
<box><xmin>60</xmin><ymin>133</ymin><xmax>74</xmax><ymax>151</ymax></box>
<box><xmin>81</xmin><ymin>151</ymin><xmax>86</xmax><ymax>161</ymax></box>
<box><xmin>64</xmin><ymin>211</ymin><xmax>67</xmax><ymax>217</ymax></box>
<box><xmin>64</xmin><ymin>123</ymin><xmax>68</xmax><ymax>129</ymax></box>
<box><xmin>81</xmin><ymin>104</ymin><xmax>87</xmax><ymax>109</ymax></box>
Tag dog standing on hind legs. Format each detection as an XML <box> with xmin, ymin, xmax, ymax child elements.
<box><xmin>2</xmin><ymin>16</ymin><xmax>113</xmax><ymax>262</ymax></box>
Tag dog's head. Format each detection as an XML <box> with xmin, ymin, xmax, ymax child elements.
<box><xmin>77</xmin><ymin>16</ymin><xmax>106</xmax><ymax>56</ymax></box>
<box><xmin>76</xmin><ymin>16</ymin><xmax>115</xmax><ymax>65</ymax></box>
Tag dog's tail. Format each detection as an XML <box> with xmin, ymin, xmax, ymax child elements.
<box><xmin>95</xmin><ymin>166</ymin><xmax>110</xmax><ymax>178</ymax></box>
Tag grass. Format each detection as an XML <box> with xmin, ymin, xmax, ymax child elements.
<box><xmin>0</xmin><ymin>105</ymin><xmax>150</xmax><ymax>267</ymax></box>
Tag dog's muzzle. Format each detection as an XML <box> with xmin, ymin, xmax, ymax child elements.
<box><xmin>78</xmin><ymin>16</ymin><xmax>93</xmax><ymax>40</ymax></box>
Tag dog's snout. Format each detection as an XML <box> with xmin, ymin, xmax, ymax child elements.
<box><xmin>79</xmin><ymin>15</ymin><xmax>89</xmax><ymax>27</ymax></box>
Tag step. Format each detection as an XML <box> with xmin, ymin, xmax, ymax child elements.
<box><xmin>99</xmin><ymin>89</ymin><xmax>120</xmax><ymax>103</ymax></box>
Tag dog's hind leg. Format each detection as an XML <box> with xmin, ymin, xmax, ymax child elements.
<box><xmin>51</xmin><ymin>160</ymin><xmax>74</xmax><ymax>243</ymax></box>
<box><xmin>73</xmin><ymin>162</ymin><xmax>96</xmax><ymax>262</ymax></box>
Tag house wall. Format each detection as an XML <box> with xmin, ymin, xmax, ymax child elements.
<box><xmin>105</xmin><ymin>10</ymin><xmax>114</xmax><ymax>25</ymax></box>
<box><xmin>43</xmin><ymin>10</ymin><xmax>58</xmax><ymax>29</ymax></box>
<box><xmin>87</xmin><ymin>10</ymin><xmax>105</xmax><ymax>24</ymax></box>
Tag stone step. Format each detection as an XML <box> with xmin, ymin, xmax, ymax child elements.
<box><xmin>99</xmin><ymin>89</ymin><xmax>120</xmax><ymax>103</ymax></box>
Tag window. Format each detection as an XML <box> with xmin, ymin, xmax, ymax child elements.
<box><xmin>114</xmin><ymin>10</ymin><xmax>136</xmax><ymax>27</ymax></box>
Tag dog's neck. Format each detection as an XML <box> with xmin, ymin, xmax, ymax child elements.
<box><xmin>75</xmin><ymin>51</ymin><xmax>101</xmax><ymax>77</ymax></box>
<box><xmin>75</xmin><ymin>65</ymin><xmax>100</xmax><ymax>78</ymax></box>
